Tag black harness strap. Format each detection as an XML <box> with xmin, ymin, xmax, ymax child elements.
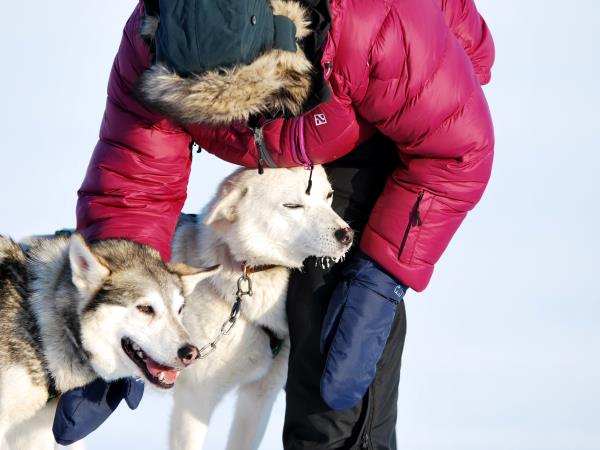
<box><xmin>47</xmin><ymin>380</ymin><xmax>60</xmax><ymax>403</ymax></box>
<box><xmin>260</xmin><ymin>326</ymin><xmax>284</xmax><ymax>358</ymax></box>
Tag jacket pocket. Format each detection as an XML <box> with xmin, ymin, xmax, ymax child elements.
<box><xmin>397</xmin><ymin>190</ymin><xmax>427</xmax><ymax>263</ymax></box>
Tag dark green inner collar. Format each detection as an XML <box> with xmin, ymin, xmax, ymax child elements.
<box><xmin>273</xmin><ymin>15</ymin><xmax>297</xmax><ymax>52</ymax></box>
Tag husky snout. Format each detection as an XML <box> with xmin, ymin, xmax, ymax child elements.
<box><xmin>178</xmin><ymin>344</ymin><xmax>199</xmax><ymax>365</ymax></box>
<box><xmin>70</xmin><ymin>237</ymin><xmax>219</xmax><ymax>389</ymax></box>
<box><xmin>334</xmin><ymin>227</ymin><xmax>354</xmax><ymax>246</ymax></box>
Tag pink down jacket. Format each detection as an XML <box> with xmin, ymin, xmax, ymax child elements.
<box><xmin>77</xmin><ymin>0</ymin><xmax>495</xmax><ymax>291</ymax></box>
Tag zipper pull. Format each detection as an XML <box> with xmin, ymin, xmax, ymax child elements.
<box><xmin>252</xmin><ymin>126</ymin><xmax>265</xmax><ymax>174</ymax></box>
<box><xmin>189</xmin><ymin>140</ymin><xmax>201</xmax><ymax>154</ymax></box>
<box><xmin>305</xmin><ymin>165</ymin><xmax>314</xmax><ymax>195</ymax></box>
<box><xmin>361</xmin><ymin>433</ymin><xmax>369</xmax><ymax>449</ymax></box>
<box><xmin>252</xmin><ymin>124</ymin><xmax>276</xmax><ymax>171</ymax></box>
<box><xmin>412</xmin><ymin>191</ymin><xmax>425</xmax><ymax>226</ymax></box>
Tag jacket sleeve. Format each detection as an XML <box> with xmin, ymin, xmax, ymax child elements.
<box><xmin>186</xmin><ymin>92</ymin><xmax>376</xmax><ymax>170</ymax></box>
<box><xmin>76</xmin><ymin>3</ymin><xmax>192</xmax><ymax>261</ymax></box>
<box><xmin>437</xmin><ymin>0</ymin><xmax>495</xmax><ymax>85</ymax></box>
<box><xmin>353</xmin><ymin>0</ymin><xmax>495</xmax><ymax>291</ymax></box>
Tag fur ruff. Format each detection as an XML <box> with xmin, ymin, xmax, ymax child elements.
<box><xmin>137</xmin><ymin>0</ymin><xmax>313</xmax><ymax>125</ymax></box>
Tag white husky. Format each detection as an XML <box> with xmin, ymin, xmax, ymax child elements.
<box><xmin>169</xmin><ymin>166</ymin><xmax>353</xmax><ymax>450</ymax></box>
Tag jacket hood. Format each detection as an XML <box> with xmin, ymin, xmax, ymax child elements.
<box><xmin>137</xmin><ymin>0</ymin><xmax>313</xmax><ymax>126</ymax></box>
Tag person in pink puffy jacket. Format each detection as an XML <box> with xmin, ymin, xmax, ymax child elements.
<box><xmin>68</xmin><ymin>0</ymin><xmax>495</xmax><ymax>447</ymax></box>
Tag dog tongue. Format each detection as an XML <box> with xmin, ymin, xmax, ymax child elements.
<box><xmin>145</xmin><ymin>357</ymin><xmax>179</xmax><ymax>384</ymax></box>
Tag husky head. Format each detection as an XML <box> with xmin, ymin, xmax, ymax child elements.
<box><xmin>204</xmin><ymin>166</ymin><xmax>353</xmax><ymax>268</ymax></box>
<box><xmin>67</xmin><ymin>234</ymin><xmax>218</xmax><ymax>389</ymax></box>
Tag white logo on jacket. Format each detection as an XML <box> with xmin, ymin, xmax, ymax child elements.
<box><xmin>314</xmin><ymin>113</ymin><xmax>328</xmax><ymax>126</ymax></box>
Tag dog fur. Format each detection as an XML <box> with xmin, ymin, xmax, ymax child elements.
<box><xmin>136</xmin><ymin>0</ymin><xmax>313</xmax><ymax>125</ymax></box>
<box><xmin>0</xmin><ymin>235</ymin><xmax>216</xmax><ymax>449</ymax></box>
<box><xmin>169</xmin><ymin>166</ymin><xmax>353</xmax><ymax>450</ymax></box>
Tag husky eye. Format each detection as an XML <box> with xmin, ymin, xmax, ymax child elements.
<box><xmin>178</xmin><ymin>304</ymin><xmax>185</xmax><ymax>315</ymax></box>
<box><xmin>136</xmin><ymin>305</ymin><xmax>155</xmax><ymax>315</ymax></box>
<box><xmin>283</xmin><ymin>203</ymin><xmax>304</xmax><ymax>209</ymax></box>
<box><xmin>326</xmin><ymin>191</ymin><xmax>334</xmax><ymax>200</ymax></box>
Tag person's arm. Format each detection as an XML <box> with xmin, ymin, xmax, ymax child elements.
<box><xmin>318</xmin><ymin>0</ymin><xmax>495</xmax><ymax>409</ymax></box>
<box><xmin>77</xmin><ymin>1</ymin><xmax>330</xmax><ymax>256</ymax></box>
<box><xmin>77</xmin><ymin>3</ymin><xmax>192</xmax><ymax>261</ymax></box>
<box><xmin>353</xmin><ymin>0</ymin><xmax>495</xmax><ymax>291</ymax></box>
<box><xmin>62</xmin><ymin>5</ymin><xmax>183</xmax><ymax>442</ymax></box>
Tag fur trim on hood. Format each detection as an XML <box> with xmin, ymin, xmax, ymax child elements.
<box><xmin>137</xmin><ymin>0</ymin><xmax>313</xmax><ymax>126</ymax></box>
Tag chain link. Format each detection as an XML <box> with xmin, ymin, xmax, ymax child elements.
<box><xmin>197</xmin><ymin>273</ymin><xmax>253</xmax><ymax>359</ymax></box>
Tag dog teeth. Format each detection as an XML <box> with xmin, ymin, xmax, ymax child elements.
<box><xmin>158</xmin><ymin>372</ymin><xmax>165</xmax><ymax>382</ymax></box>
<box><xmin>132</xmin><ymin>343</ymin><xmax>141</xmax><ymax>351</ymax></box>
<box><xmin>136</xmin><ymin>351</ymin><xmax>144</xmax><ymax>359</ymax></box>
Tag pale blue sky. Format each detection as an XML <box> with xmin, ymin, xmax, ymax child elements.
<box><xmin>0</xmin><ymin>1</ymin><xmax>598</xmax><ymax>449</ymax></box>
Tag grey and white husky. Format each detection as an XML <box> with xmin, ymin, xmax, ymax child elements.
<box><xmin>0</xmin><ymin>234</ymin><xmax>218</xmax><ymax>449</ymax></box>
<box><xmin>169</xmin><ymin>166</ymin><xmax>354</xmax><ymax>450</ymax></box>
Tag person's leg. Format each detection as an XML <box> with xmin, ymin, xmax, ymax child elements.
<box><xmin>284</xmin><ymin>264</ymin><xmax>407</xmax><ymax>450</ymax></box>
<box><xmin>283</xmin><ymin>257</ymin><xmax>365</xmax><ymax>450</ymax></box>
<box><xmin>363</xmin><ymin>301</ymin><xmax>407</xmax><ymax>450</ymax></box>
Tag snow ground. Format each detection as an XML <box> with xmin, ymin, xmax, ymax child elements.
<box><xmin>2</xmin><ymin>0</ymin><xmax>600</xmax><ymax>449</ymax></box>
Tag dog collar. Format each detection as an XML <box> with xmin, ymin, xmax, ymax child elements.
<box><xmin>240</xmin><ymin>262</ymin><xmax>281</xmax><ymax>275</ymax></box>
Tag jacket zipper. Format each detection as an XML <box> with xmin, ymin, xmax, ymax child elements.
<box><xmin>290</xmin><ymin>116</ymin><xmax>312</xmax><ymax>170</ymax></box>
<box><xmin>250</xmin><ymin>120</ymin><xmax>276</xmax><ymax>174</ymax></box>
<box><xmin>289</xmin><ymin>117</ymin><xmax>303</xmax><ymax>165</ymax></box>
<box><xmin>359</xmin><ymin>387</ymin><xmax>375</xmax><ymax>450</ymax></box>
<box><xmin>397</xmin><ymin>191</ymin><xmax>425</xmax><ymax>259</ymax></box>
<box><xmin>289</xmin><ymin>115</ymin><xmax>314</xmax><ymax>194</ymax></box>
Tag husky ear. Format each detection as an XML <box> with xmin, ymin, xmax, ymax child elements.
<box><xmin>168</xmin><ymin>263</ymin><xmax>221</xmax><ymax>296</ymax></box>
<box><xmin>204</xmin><ymin>184</ymin><xmax>248</xmax><ymax>226</ymax></box>
<box><xmin>69</xmin><ymin>234</ymin><xmax>110</xmax><ymax>297</ymax></box>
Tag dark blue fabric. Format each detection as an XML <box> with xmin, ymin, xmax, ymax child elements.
<box><xmin>320</xmin><ymin>252</ymin><xmax>407</xmax><ymax>410</ymax></box>
<box><xmin>53</xmin><ymin>377</ymin><xmax>144</xmax><ymax>445</ymax></box>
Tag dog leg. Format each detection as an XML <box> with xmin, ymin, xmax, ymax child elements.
<box><xmin>170</xmin><ymin>384</ymin><xmax>224</xmax><ymax>450</ymax></box>
<box><xmin>1</xmin><ymin>396</ymin><xmax>84</xmax><ymax>450</ymax></box>
<box><xmin>7</xmin><ymin>402</ymin><xmax>58</xmax><ymax>450</ymax></box>
<box><xmin>0</xmin><ymin>366</ymin><xmax>49</xmax><ymax>449</ymax></box>
<box><xmin>225</xmin><ymin>341</ymin><xmax>290</xmax><ymax>450</ymax></box>
<box><xmin>0</xmin><ymin>424</ymin><xmax>8</xmax><ymax>450</ymax></box>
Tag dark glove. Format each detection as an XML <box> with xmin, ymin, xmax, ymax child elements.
<box><xmin>320</xmin><ymin>251</ymin><xmax>407</xmax><ymax>410</ymax></box>
<box><xmin>52</xmin><ymin>377</ymin><xmax>144</xmax><ymax>445</ymax></box>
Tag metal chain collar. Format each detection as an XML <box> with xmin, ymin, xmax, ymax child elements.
<box><xmin>197</xmin><ymin>266</ymin><xmax>253</xmax><ymax>359</ymax></box>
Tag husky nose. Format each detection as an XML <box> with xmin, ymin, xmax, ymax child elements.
<box><xmin>178</xmin><ymin>344</ymin><xmax>199</xmax><ymax>365</ymax></box>
<box><xmin>334</xmin><ymin>227</ymin><xmax>354</xmax><ymax>246</ymax></box>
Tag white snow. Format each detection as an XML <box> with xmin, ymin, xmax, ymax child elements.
<box><xmin>1</xmin><ymin>0</ymin><xmax>599</xmax><ymax>449</ymax></box>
